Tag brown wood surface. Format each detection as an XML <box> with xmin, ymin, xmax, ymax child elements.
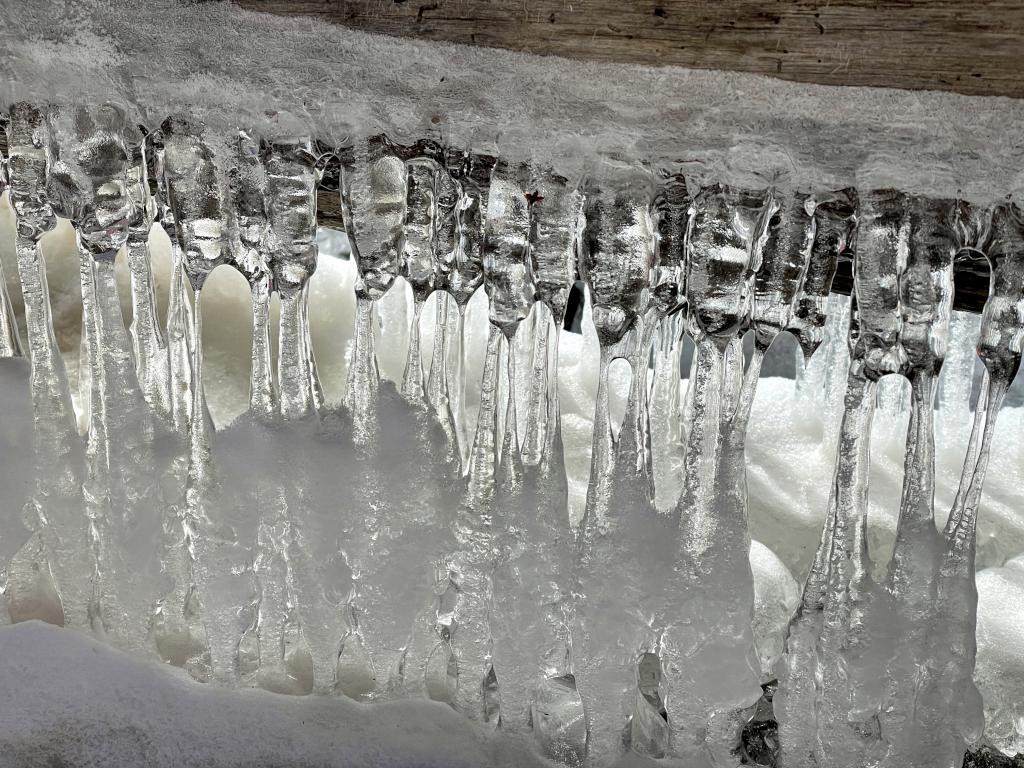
<box><xmin>234</xmin><ymin>0</ymin><xmax>1024</xmax><ymax>98</ymax></box>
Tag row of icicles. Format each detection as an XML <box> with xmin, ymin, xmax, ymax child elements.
<box><xmin>1</xmin><ymin>102</ymin><xmax>1023</xmax><ymax>768</ymax></box>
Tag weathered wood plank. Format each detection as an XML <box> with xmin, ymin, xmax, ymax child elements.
<box><xmin>234</xmin><ymin>0</ymin><xmax>1024</xmax><ymax>98</ymax></box>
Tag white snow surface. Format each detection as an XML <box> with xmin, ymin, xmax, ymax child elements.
<box><xmin>0</xmin><ymin>620</ymin><xmax>551</xmax><ymax>768</ymax></box>
<box><xmin>2</xmin><ymin>0</ymin><xmax>1024</xmax><ymax>201</ymax></box>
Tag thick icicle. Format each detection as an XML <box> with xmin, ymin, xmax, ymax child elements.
<box><xmin>664</xmin><ymin>183</ymin><xmax>773</xmax><ymax>764</ymax></box>
<box><xmin>152</xmin><ymin>130</ymin><xmax>200</xmax><ymax>437</ymax></box>
<box><xmin>919</xmin><ymin>200</ymin><xmax>1024</xmax><ymax>766</ymax></box>
<box><xmin>447</xmin><ymin>150</ymin><xmax>497</xmax><ymax>465</ymax></box>
<box><xmin>340</xmin><ymin>136</ymin><xmax>406</xmax><ymax>444</ymax></box>
<box><xmin>0</xmin><ymin>138</ymin><xmax>23</xmax><ymax>358</ymax></box>
<box><xmin>227</xmin><ymin>130</ymin><xmax>277</xmax><ymax>421</ymax></box>
<box><xmin>447</xmin><ymin>159</ymin><xmax>533</xmax><ymax>726</ymax></box>
<box><xmin>3</xmin><ymin>103</ymin><xmax>81</xmax><ymax>630</ymax></box>
<box><xmin>522</xmin><ymin>168</ymin><xmax>583</xmax><ymax>468</ymax></box>
<box><xmin>124</xmin><ymin>124</ymin><xmax>171</xmax><ymax>422</ymax></box>
<box><xmin>157</xmin><ymin>115</ymin><xmax>234</xmax><ymax>679</ymax></box>
<box><xmin>573</xmin><ymin>168</ymin><xmax>658</xmax><ymax>765</ymax></box>
<box><xmin>787</xmin><ymin>189</ymin><xmax>857</xmax><ymax>362</ymax></box>
<box><xmin>874</xmin><ymin>196</ymin><xmax>958</xmax><ymax>767</ymax></box>
<box><xmin>813</xmin><ymin>190</ymin><xmax>909</xmax><ymax>768</ymax></box>
<box><xmin>425</xmin><ymin>152</ymin><xmax>463</xmax><ymax>446</ymax></box>
<box><xmin>266</xmin><ymin>136</ymin><xmax>323</xmax><ymax>422</ymax></box>
<box><xmin>401</xmin><ymin>150</ymin><xmax>441</xmax><ymax>405</ymax></box>
<box><xmin>45</xmin><ymin>104</ymin><xmax>162</xmax><ymax>646</ymax></box>
<box><xmin>646</xmin><ymin>173</ymin><xmax>689</xmax><ymax>511</ymax></box>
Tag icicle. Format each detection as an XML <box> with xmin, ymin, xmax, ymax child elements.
<box><xmin>227</xmin><ymin>130</ymin><xmax>276</xmax><ymax>421</ymax></box>
<box><xmin>266</xmin><ymin>136</ymin><xmax>323</xmax><ymax>422</ymax></box>
<box><xmin>813</xmin><ymin>189</ymin><xmax>909</xmax><ymax>768</ymax></box>
<box><xmin>917</xmin><ymin>202</ymin><xmax>1024</xmax><ymax>762</ymax></box>
<box><xmin>447</xmin><ymin>160</ymin><xmax>534</xmax><ymax>727</ymax></box>
<box><xmin>867</xmin><ymin>196</ymin><xmax>957</xmax><ymax>767</ymax></box>
<box><xmin>577</xmin><ymin>173</ymin><xmax>656</xmax><ymax>537</ymax></box>
<box><xmin>45</xmin><ymin>103</ymin><xmax>161</xmax><ymax>645</ymax></box>
<box><xmin>788</xmin><ymin>189</ymin><xmax>857</xmax><ymax>362</ymax></box>
<box><xmin>340</xmin><ymin>136</ymin><xmax>406</xmax><ymax>444</ymax></box>
<box><xmin>425</xmin><ymin>152</ymin><xmax>463</xmax><ymax>447</ymax></box>
<box><xmin>152</xmin><ymin>131</ymin><xmax>199</xmax><ymax>437</ymax></box>
<box><xmin>647</xmin><ymin>176</ymin><xmax>689</xmax><ymax>513</ymax></box>
<box><xmin>523</xmin><ymin>168</ymin><xmax>583</xmax><ymax>468</ymax></box>
<box><xmin>0</xmin><ymin>135</ymin><xmax>23</xmax><ymax>358</ymax></box>
<box><xmin>401</xmin><ymin>152</ymin><xmax>440</xmax><ymax>405</ymax></box>
<box><xmin>573</xmin><ymin>169</ymin><xmax>657</xmax><ymax>765</ymax></box>
<box><xmin>665</xmin><ymin>183</ymin><xmax>772</xmax><ymax>763</ymax></box>
<box><xmin>3</xmin><ymin>102</ymin><xmax>78</xmax><ymax>629</ymax></box>
<box><xmin>445</xmin><ymin>151</ymin><xmax>497</xmax><ymax>466</ymax></box>
<box><xmin>161</xmin><ymin>116</ymin><xmax>228</xmax><ymax>483</ymax></box>
<box><xmin>124</xmin><ymin>124</ymin><xmax>171</xmax><ymax>421</ymax></box>
<box><xmin>156</xmin><ymin>115</ymin><xmax>233</xmax><ymax>679</ymax></box>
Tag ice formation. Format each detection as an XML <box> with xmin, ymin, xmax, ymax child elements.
<box><xmin>0</xmin><ymin>96</ymin><xmax>1022</xmax><ymax>768</ymax></box>
<box><xmin>0</xmin><ymin>2</ymin><xmax>1023</xmax><ymax>766</ymax></box>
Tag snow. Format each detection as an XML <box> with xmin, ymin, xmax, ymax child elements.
<box><xmin>0</xmin><ymin>620</ymin><xmax>551</xmax><ymax>768</ymax></box>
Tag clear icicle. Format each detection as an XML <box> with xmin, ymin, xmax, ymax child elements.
<box><xmin>523</xmin><ymin>168</ymin><xmax>583</xmax><ymax>468</ymax></box>
<box><xmin>3</xmin><ymin>102</ymin><xmax>80</xmax><ymax>629</ymax></box>
<box><xmin>227</xmin><ymin>129</ymin><xmax>276</xmax><ymax>421</ymax></box>
<box><xmin>664</xmin><ymin>183</ymin><xmax>772</xmax><ymax>763</ymax></box>
<box><xmin>401</xmin><ymin>152</ymin><xmax>440</xmax><ymax>405</ymax></box>
<box><xmin>447</xmin><ymin>159</ymin><xmax>533</xmax><ymax>727</ymax></box>
<box><xmin>870</xmin><ymin>196</ymin><xmax>957</xmax><ymax>768</ymax></box>
<box><xmin>447</xmin><ymin>151</ymin><xmax>497</xmax><ymax>466</ymax></box>
<box><xmin>266</xmin><ymin>136</ymin><xmax>323</xmax><ymax>422</ymax></box>
<box><xmin>787</xmin><ymin>189</ymin><xmax>857</xmax><ymax>362</ymax></box>
<box><xmin>426</xmin><ymin>153</ymin><xmax>463</xmax><ymax>447</ymax></box>
<box><xmin>924</xmin><ymin>201</ymin><xmax>1024</xmax><ymax>764</ymax></box>
<box><xmin>0</xmin><ymin>139</ymin><xmax>23</xmax><ymax>358</ymax></box>
<box><xmin>45</xmin><ymin>103</ymin><xmax>160</xmax><ymax>645</ymax></box>
<box><xmin>152</xmin><ymin>132</ymin><xmax>200</xmax><ymax>437</ymax></box>
<box><xmin>814</xmin><ymin>189</ymin><xmax>910</xmax><ymax>768</ymax></box>
<box><xmin>647</xmin><ymin>175</ymin><xmax>689</xmax><ymax>513</ymax></box>
<box><xmin>340</xmin><ymin>136</ymin><xmax>407</xmax><ymax>444</ymax></box>
<box><xmin>158</xmin><ymin>114</ymin><xmax>234</xmax><ymax>678</ymax></box>
<box><xmin>573</xmin><ymin>169</ymin><xmax>657</xmax><ymax>765</ymax></box>
<box><xmin>124</xmin><ymin>124</ymin><xmax>171</xmax><ymax>421</ymax></box>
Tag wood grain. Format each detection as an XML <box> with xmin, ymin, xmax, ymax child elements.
<box><xmin>234</xmin><ymin>0</ymin><xmax>1024</xmax><ymax>98</ymax></box>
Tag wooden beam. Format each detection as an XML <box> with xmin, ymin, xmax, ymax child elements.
<box><xmin>234</xmin><ymin>0</ymin><xmax>1024</xmax><ymax>98</ymax></box>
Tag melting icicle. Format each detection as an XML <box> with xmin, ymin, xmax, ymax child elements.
<box><xmin>425</xmin><ymin>150</ymin><xmax>463</xmax><ymax>447</ymax></box>
<box><xmin>123</xmin><ymin>124</ymin><xmax>171</xmax><ymax>421</ymax></box>
<box><xmin>872</xmin><ymin>196</ymin><xmax>958</xmax><ymax>766</ymax></box>
<box><xmin>647</xmin><ymin>173</ymin><xmax>689</xmax><ymax>512</ymax></box>
<box><xmin>491</xmin><ymin>164</ymin><xmax>584</xmax><ymax>757</ymax></box>
<box><xmin>448</xmin><ymin>158</ymin><xmax>533</xmax><ymax>726</ymax></box>
<box><xmin>227</xmin><ymin>130</ymin><xmax>276</xmax><ymax>421</ymax></box>
<box><xmin>152</xmin><ymin>129</ymin><xmax>199</xmax><ymax>436</ymax></box>
<box><xmin>3</xmin><ymin>103</ymin><xmax>78</xmax><ymax>629</ymax></box>
<box><xmin>664</xmin><ymin>183</ymin><xmax>772</xmax><ymax>764</ymax></box>
<box><xmin>401</xmin><ymin>147</ymin><xmax>441</xmax><ymax>405</ymax></box>
<box><xmin>340</xmin><ymin>136</ymin><xmax>406</xmax><ymax>444</ymax></box>
<box><xmin>919</xmin><ymin>200</ymin><xmax>1024</xmax><ymax>765</ymax></box>
<box><xmin>479</xmin><ymin>159</ymin><xmax>538</xmax><ymax>731</ymax></box>
<box><xmin>811</xmin><ymin>189</ymin><xmax>909</xmax><ymax>768</ymax></box>
<box><xmin>155</xmin><ymin>114</ymin><xmax>233</xmax><ymax>679</ymax></box>
<box><xmin>45</xmin><ymin>103</ymin><xmax>162</xmax><ymax>645</ymax></box>
<box><xmin>441</xmin><ymin>151</ymin><xmax>493</xmax><ymax>460</ymax></box>
<box><xmin>573</xmin><ymin>168</ymin><xmax>658</xmax><ymax>765</ymax></box>
<box><xmin>0</xmin><ymin>136</ymin><xmax>23</xmax><ymax>359</ymax></box>
<box><xmin>577</xmin><ymin>172</ymin><xmax>656</xmax><ymax>535</ymax></box>
<box><xmin>788</xmin><ymin>189</ymin><xmax>857</xmax><ymax>362</ymax></box>
<box><xmin>522</xmin><ymin>168</ymin><xmax>583</xmax><ymax>469</ymax></box>
<box><xmin>266</xmin><ymin>135</ymin><xmax>323</xmax><ymax>421</ymax></box>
